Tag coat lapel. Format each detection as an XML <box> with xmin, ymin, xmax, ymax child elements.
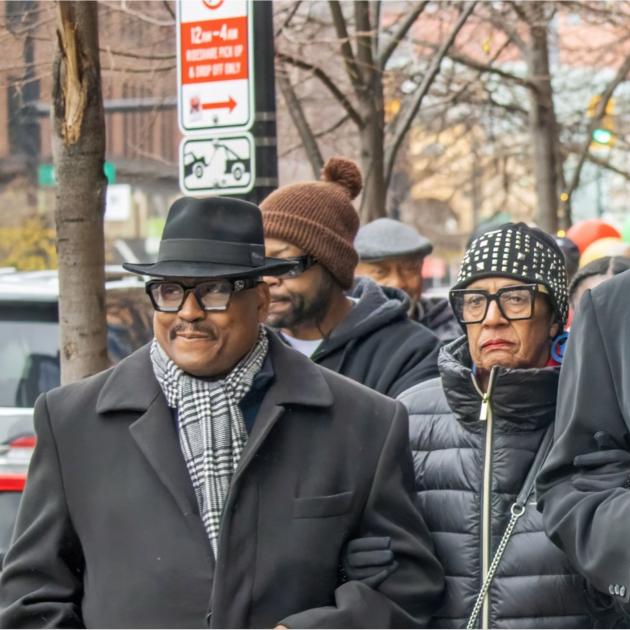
<box><xmin>128</xmin><ymin>395</ymin><xmax>199</xmax><ymax>520</ymax></box>
<box><xmin>96</xmin><ymin>345</ymin><xmax>199</xmax><ymax>523</ymax></box>
<box><xmin>230</xmin><ymin>331</ymin><xmax>334</xmax><ymax>489</ymax></box>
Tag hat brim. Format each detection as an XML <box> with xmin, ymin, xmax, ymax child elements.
<box><xmin>122</xmin><ymin>256</ymin><xmax>295</xmax><ymax>279</ymax></box>
<box><xmin>360</xmin><ymin>243</ymin><xmax>433</xmax><ymax>261</ymax></box>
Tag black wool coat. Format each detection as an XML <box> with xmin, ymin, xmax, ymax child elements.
<box><xmin>399</xmin><ymin>338</ymin><xmax>599</xmax><ymax>628</ymax></box>
<box><xmin>0</xmin><ymin>331</ymin><xmax>444</xmax><ymax>629</ymax></box>
<box><xmin>538</xmin><ymin>269</ymin><xmax>630</xmax><ymax>619</ymax></box>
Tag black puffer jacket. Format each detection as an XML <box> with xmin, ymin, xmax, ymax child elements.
<box><xmin>399</xmin><ymin>337</ymin><xmax>601</xmax><ymax>629</ymax></box>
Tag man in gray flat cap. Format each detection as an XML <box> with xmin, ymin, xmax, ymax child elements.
<box><xmin>355</xmin><ymin>218</ymin><xmax>459</xmax><ymax>342</ymax></box>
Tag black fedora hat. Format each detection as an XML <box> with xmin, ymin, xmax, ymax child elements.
<box><xmin>123</xmin><ymin>196</ymin><xmax>296</xmax><ymax>279</ymax></box>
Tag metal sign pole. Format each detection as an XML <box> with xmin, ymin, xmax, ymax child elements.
<box><xmin>241</xmin><ymin>0</ymin><xmax>278</xmax><ymax>205</ymax></box>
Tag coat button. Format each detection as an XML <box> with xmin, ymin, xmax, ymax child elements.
<box><xmin>206</xmin><ymin>612</ymin><xmax>212</xmax><ymax>626</ymax></box>
<box><xmin>609</xmin><ymin>585</ymin><xmax>615</xmax><ymax>595</ymax></box>
<box><xmin>621</xmin><ymin>586</ymin><xmax>627</xmax><ymax>597</ymax></box>
<box><xmin>615</xmin><ymin>585</ymin><xmax>621</xmax><ymax>595</ymax></box>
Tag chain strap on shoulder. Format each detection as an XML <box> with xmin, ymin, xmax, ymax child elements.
<box><xmin>466</xmin><ymin>503</ymin><xmax>525</xmax><ymax>629</ymax></box>
<box><xmin>465</xmin><ymin>425</ymin><xmax>554</xmax><ymax>629</ymax></box>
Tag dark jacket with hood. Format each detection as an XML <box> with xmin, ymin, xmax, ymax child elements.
<box><xmin>538</xmin><ymin>269</ymin><xmax>630</xmax><ymax>622</ymax></box>
<box><xmin>398</xmin><ymin>337</ymin><xmax>602</xmax><ymax>629</ymax></box>
<box><xmin>309</xmin><ymin>277</ymin><xmax>441</xmax><ymax>398</ymax></box>
<box><xmin>415</xmin><ymin>296</ymin><xmax>461</xmax><ymax>343</ymax></box>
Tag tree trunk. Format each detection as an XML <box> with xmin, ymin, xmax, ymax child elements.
<box><xmin>52</xmin><ymin>1</ymin><xmax>108</xmax><ymax>384</ymax></box>
<box><xmin>358</xmin><ymin>82</ymin><xmax>386</xmax><ymax>222</ymax></box>
<box><xmin>526</xmin><ymin>4</ymin><xmax>561</xmax><ymax>233</ymax></box>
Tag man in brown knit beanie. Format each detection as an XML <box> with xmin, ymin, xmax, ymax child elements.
<box><xmin>260</xmin><ymin>157</ymin><xmax>440</xmax><ymax>398</ymax></box>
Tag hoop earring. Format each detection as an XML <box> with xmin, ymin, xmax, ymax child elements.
<box><xmin>550</xmin><ymin>331</ymin><xmax>568</xmax><ymax>364</ymax></box>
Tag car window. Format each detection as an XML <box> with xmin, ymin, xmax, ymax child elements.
<box><xmin>0</xmin><ymin>303</ymin><xmax>59</xmax><ymax>408</ymax></box>
<box><xmin>0</xmin><ymin>287</ymin><xmax>153</xmax><ymax>408</ymax></box>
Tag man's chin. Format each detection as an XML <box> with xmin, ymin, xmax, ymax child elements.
<box><xmin>266</xmin><ymin>303</ymin><xmax>296</xmax><ymax>328</ymax></box>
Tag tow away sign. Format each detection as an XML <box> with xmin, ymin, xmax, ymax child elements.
<box><xmin>179</xmin><ymin>133</ymin><xmax>255</xmax><ymax>196</ymax></box>
<box><xmin>177</xmin><ymin>0</ymin><xmax>254</xmax><ymax>133</ymax></box>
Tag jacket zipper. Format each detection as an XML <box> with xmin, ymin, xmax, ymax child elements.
<box><xmin>472</xmin><ymin>367</ymin><xmax>497</xmax><ymax>630</ymax></box>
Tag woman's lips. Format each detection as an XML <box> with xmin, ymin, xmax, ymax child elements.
<box><xmin>481</xmin><ymin>339</ymin><xmax>513</xmax><ymax>350</ymax></box>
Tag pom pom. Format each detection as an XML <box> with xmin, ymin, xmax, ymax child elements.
<box><xmin>321</xmin><ymin>157</ymin><xmax>362</xmax><ymax>200</ymax></box>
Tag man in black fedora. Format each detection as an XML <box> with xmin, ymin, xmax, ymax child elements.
<box><xmin>0</xmin><ymin>196</ymin><xmax>444</xmax><ymax>629</ymax></box>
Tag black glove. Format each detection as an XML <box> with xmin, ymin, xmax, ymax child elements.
<box><xmin>341</xmin><ymin>536</ymin><xmax>398</xmax><ymax>588</ymax></box>
<box><xmin>572</xmin><ymin>431</ymin><xmax>630</xmax><ymax>492</ymax></box>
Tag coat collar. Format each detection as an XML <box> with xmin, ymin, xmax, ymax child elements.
<box><xmin>96</xmin><ymin>328</ymin><xmax>333</xmax><ymax>415</ymax></box>
<box><xmin>439</xmin><ymin>336</ymin><xmax>559</xmax><ymax>432</ymax></box>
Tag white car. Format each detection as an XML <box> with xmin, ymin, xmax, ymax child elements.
<box><xmin>0</xmin><ymin>268</ymin><xmax>153</xmax><ymax>563</ymax></box>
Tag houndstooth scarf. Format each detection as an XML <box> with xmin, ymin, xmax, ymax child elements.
<box><xmin>150</xmin><ymin>327</ymin><xmax>269</xmax><ymax>555</ymax></box>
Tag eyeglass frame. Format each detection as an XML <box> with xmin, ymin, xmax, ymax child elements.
<box><xmin>145</xmin><ymin>277</ymin><xmax>259</xmax><ymax>313</ymax></box>
<box><xmin>449</xmin><ymin>283</ymin><xmax>550</xmax><ymax>325</ymax></box>
<box><xmin>276</xmin><ymin>255</ymin><xmax>318</xmax><ymax>279</ymax></box>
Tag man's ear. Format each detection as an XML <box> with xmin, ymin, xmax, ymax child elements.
<box><xmin>256</xmin><ymin>281</ymin><xmax>271</xmax><ymax>323</ymax></box>
<box><xmin>549</xmin><ymin>318</ymin><xmax>560</xmax><ymax>340</ymax></box>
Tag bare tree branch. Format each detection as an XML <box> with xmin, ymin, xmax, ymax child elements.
<box><xmin>372</xmin><ymin>0</ymin><xmax>381</xmax><ymax>61</ymax></box>
<box><xmin>100</xmin><ymin>46</ymin><xmax>175</xmax><ymax>61</ymax></box>
<box><xmin>277</xmin><ymin>62</ymin><xmax>324</xmax><ymax>177</ymax></box>
<box><xmin>446</xmin><ymin>47</ymin><xmax>533</xmax><ymax>88</ymax></box>
<box><xmin>562</xmin><ymin>53</ymin><xmax>630</xmax><ymax>214</ymax></box>
<box><xmin>276</xmin><ymin>51</ymin><xmax>363</xmax><ymax>126</ymax></box>
<box><xmin>116</xmin><ymin>1</ymin><xmax>174</xmax><ymax>26</ymax></box>
<box><xmin>378</xmin><ymin>1</ymin><xmax>428</xmax><ymax>70</ymax></box>
<box><xmin>486</xmin><ymin>5</ymin><xmax>527</xmax><ymax>53</ymax></box>
<box><xmin>161</xmin><ymin>0</ymin><xmax>175</xmax><ymax>20</ymax></box>
<box><xmin>384</xmin><ymin>1</ymin><xmax>477</xmax><ymax>188</ymax></box>
<box><xmin>275</xmin><ymin>0</ymin><xmax>302</xmax><ymax>37</ymax></box>
<box><xmin>354</xmin><ymin>1</ymin><xmax>374</xmax><ymax>82</ymax></box>
<box><xmin>280</xmin><ymin>114</ymin><xmax>350</xmax><ymax>158</ymax></box>
<box><xmin>328</xmin><ymin>0</ymin><xmax>364</xmax><ymax>92</ymax></box>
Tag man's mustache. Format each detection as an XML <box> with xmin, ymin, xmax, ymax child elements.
<box><xmin>169</xmin><ymin>322</ymin><xmax>219</xmax><ymax>340</ymax></box>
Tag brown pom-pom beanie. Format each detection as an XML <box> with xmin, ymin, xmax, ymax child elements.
<box><xmin>260</xmin><ymin>156</ymin><xmax>362</xmax><ymax>289</ymax></box>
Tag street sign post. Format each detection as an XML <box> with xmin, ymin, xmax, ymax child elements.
<box><xmin>179</xmin><ymin>133</ymin><xmax>255</xmax><ymax>196</ymax></box>
<box><xmin>176</xmin><ymin>0</ymin><xmax>256</xmax><ymax>197</ymax></box>
<box><xmin>177</xmin><ymin>0</ymin><xmax>254</xmax><ymax>134</ymax></box>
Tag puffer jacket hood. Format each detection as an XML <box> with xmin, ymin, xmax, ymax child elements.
<box><xmin>399</xmin><ymin>338</ymin><xmax>605</xmax><ymax>628</ymax></box>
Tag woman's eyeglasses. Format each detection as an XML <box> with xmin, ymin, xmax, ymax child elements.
<box><xmin>450</xmin><ymin>284</ymin><xmax>549</xmax><ymax>325</ymax></box>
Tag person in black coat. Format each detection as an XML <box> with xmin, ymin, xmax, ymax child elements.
<box><xmin>347</xmin><ymin>223</ymin><xmax>614</xmax><ymax>628</ymax></box>
<box><xmin>260</xmin><ymin>156</ymin><xmax>440</xmax><ymax>398</ymax></box>
<box><xmin>0</xmin><ymin>197</ymin><xmax>444</xmax><ymax>629</ymax></box>
<box><xmin>537</xmin><ymin>268</ymin><xmax>630</xmax><ymax>621</ymax></box>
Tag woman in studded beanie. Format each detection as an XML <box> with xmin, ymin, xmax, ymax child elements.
<box><xmin>346</xmin><ymin>223</ymin><xmax>615</xmax><ymax>627</ymax></box>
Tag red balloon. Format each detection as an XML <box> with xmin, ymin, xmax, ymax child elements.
<box><xmin>567</xmin><ymin>219</ymin><xmax>621</xmax><ymax>253</ymax></box>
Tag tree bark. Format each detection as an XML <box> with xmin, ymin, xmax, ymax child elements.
<box><xmin>52</xmin><ymin>1</ymin><xmax>109</xmax><ymax>384</ymax></box>
<box><xmin>525</xmin><ymin>3</ymin><xmax>562</xmax><ymax>233</ymax></box>
<box><xmin>358</xmin><ymin>79</ymin><xmax>386</xmax><ymax>222</ymax></box>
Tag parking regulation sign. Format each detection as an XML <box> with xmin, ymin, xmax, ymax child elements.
<box><xmin>179</xmin><ymin>133</ymin><xmax>255</xmax><ymax>196</ymax></box>
<box><xmin>177</xmin><ymin>0</ymin><xmax>254</xmax><ymax>133</ymax></box>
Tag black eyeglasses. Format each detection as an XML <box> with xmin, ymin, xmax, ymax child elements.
<box><xmin>450</xmin><ymin>284</ymin><xmax>549</xmax><ymax>325</ymax></box>
<box><xmin>276</xmin><ymin>255</ymin><xmax>318</xmax><ymax>279</ymax></box>
<box><xmin>146</xmin><ymin>278</ymin><xmax>258</xmax><ymax>313</ymax></box>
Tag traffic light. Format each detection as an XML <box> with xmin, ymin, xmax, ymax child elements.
<box><xmin>587</xmin><ymin>96</ymin><xmax>615</xmax><ymax>146</ymax></box>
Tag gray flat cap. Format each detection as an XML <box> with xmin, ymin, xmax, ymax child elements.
<box><xmin>355</xmin><ymin>218</ymin><xmax>433</xmax><ymax>261</ymax></box>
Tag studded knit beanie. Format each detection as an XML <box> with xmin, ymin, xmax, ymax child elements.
<box><xmin>452</xmin><ymin>222</ymin><xmax>569</xmax><ymax>325</ymax></box>
<box><xmin>260</xmin><ymin>157</ymin><xmax>362</xmax><ymax>289</ymax></box>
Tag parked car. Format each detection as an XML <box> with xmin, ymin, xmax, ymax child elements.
<box><xmin>0</xmin><ymin>268</ymin><xmax>153</xmax><ymax>564</ymax></box>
